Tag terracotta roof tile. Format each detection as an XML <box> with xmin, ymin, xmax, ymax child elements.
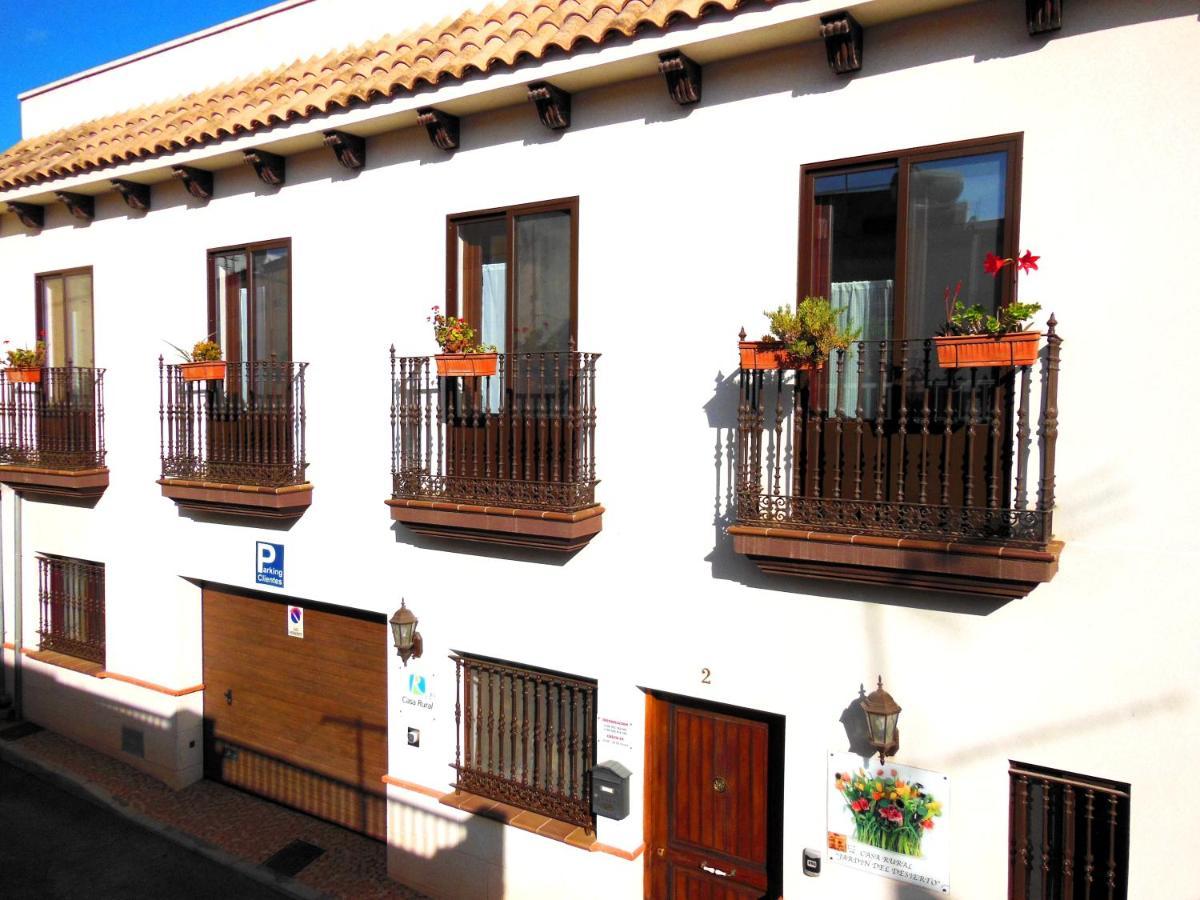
<box><xmin>0</xmin><ymin>0</ymin><xmax>772</xmax><ymax>192</ymax></box>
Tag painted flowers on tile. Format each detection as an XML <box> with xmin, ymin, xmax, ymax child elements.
<box><xmin>834</xmin><ymin>768</ymin><xmax>943</xmax><ymax>857</ymax></box>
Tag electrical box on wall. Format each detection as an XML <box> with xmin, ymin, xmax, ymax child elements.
<box><xmin>591</xmin><ymin>760</ymin><xmax>632</xmax><ymax>820</ymax></box>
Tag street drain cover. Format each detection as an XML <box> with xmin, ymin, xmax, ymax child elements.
<box><xmin>0</xmin><ymin>721</ymin><xmax>43</xmax><ymax>741</ymax></box>
<box><xmin>263</xmin><ymin>839</ymin><xmax>325</xmax><ymax>877</ymax></box>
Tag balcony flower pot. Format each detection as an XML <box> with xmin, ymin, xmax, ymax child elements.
<box><xmin>180</xmin><ymin>360</ymin><xmax>227</xmax><ymax>382</ymax></box>
<box><xmin>435</xmin><ymin>352</ymin><xmax>499</xmax><ymax>377</ymax></box>
<box><xmin>738</xmin><ymin>341</ymin><xmax>824</xmax><ymax>372</ymax></box>
<box><xmin>933</xmin><ymin>330</ymin><xmax>1040</xmax><ymax>369</ymax></box>
<box><xmin>4</xmin><ymin>367</ymin><xmax>41</xmax><ymax>383</ymax></box>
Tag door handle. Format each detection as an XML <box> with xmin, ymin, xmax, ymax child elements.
<box><xmin>224</xmin><ymin>688</ymin><xmax>233</xmax><ymax>705</ymax></box>
<box><xmin>700</xmin><ymin>862</ymin><xmax>736</xmax><ymax>878</ymax></box>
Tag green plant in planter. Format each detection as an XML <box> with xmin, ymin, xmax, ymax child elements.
<box><xmin>3</xmin><ymin>339</ymin><xmax>46</xmax><ymax>368</ymax></box>
<box><xmin>937</xmin><ymin>251</ymin><xmax>1042</xmax><ymax>337</ymax></box>
<box><xmin>763</xmin><ymin>297</ymin><xmax>860</xmax><ymax>366</ymax></box>
<box><xmin>166</xmin><ymin>338</ymin><xmax>223</xmax><ymax>362</ymax></box>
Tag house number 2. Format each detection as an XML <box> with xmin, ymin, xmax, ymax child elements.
<box><xmin>701</xmin><ymin>668</ymin><xmax>712</xmax><ymax>684</ymax></box>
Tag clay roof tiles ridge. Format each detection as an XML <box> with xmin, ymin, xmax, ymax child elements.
<box><xmin>0</xmin><ymin>0</ymin><xmax>760</xmax><ymax>192</ymax></box>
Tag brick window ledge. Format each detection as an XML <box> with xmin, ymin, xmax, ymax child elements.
<box><xmin>22</xmin><ymin>647</ymin><xmax>105</xmax><ymax>677</ymax></box>
<box><xmin>438</xmin><ymin>789</ymin><xmax>597</xmax><ymax>850</ymax></box>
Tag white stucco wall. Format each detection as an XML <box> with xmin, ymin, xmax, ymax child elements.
<box><xmin>2</xmin><ymin>1</ymin><xmax>1198</xmax><ymax>898</ymax></box>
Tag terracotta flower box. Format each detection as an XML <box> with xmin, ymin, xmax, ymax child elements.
<box><xmin>933</xmin><ymin>331</ymin><xmax>1040</xmax><ymax>369</ymax></box>
<box><xmin>738</xmin><ymin>341</ymin><xmax>822</xmax><ymax>372</ymax></box>
<box><xmin>180</xmin><ymin>360</ymin><xmax>227</xmax><ymax>382</ymax></box>
<box><xmin>435</xmin><ymin>352</ymin><xmax>499</xmax><ymax>377</ymax></box>
<box><xmin>4</xmin><ymin>367</ymin><xmax>41</xmax><ymax>383</ymax></box>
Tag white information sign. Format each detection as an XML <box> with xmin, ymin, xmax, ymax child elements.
<box><xmin>827</xmin><ymin>752</ymin><xmax>951</xmax><ymax>893</ymax></box>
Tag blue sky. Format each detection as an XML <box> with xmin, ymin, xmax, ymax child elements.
<box><xmin>0</xmin><ymin>1</ymin><xmax>274</xmax><ymax>150</ymax></box>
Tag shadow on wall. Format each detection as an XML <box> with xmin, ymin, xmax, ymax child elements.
<box><xmin>389</xmin><ymin>521</ymin><xmax>575</xmax><ymax>567</ymax></box>
<box><xmin>1</xmin><ymin>653</ymin><xmax>202</xmax><ymax>790</ymax></box>
<box><xmin>701</xmin><ymin>370</ymin><xmax>1009</xmax><ymax>616</ymax></box>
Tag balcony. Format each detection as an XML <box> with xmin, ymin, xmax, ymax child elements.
<box><xmin>0</xmin><ymin>367</ymin><xmax>108</xmax><ymax>500</ymax></box>
<box><xmin>729</xmin><ymin>323</ymin><xmax>1063</xmax><ymax>598</ymax></box>
<box><xmin>387</xmin><ymin>349</ymin><xmax>602</xmax><ymax>551</ymax></box>
<box><xmin>158</xmin><ymin>359</ymin><xmax>311</xmax><ymax>518</ymax></box>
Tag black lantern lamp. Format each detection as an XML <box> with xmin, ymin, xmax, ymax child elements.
<box><xmin>860</xmin><ymin>676</ymin><xmax>901</xmax><ymax>764</ymax></box>
<box><xmin>389</xmin><ymin>599</ymin><xmax>423</xmax><ymax>666</ymax></box>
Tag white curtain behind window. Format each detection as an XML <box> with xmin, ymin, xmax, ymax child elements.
<box><xmin>829</xmin><ymin>280</ymin><xmax>892</xmax><ymax>413</ymax></box>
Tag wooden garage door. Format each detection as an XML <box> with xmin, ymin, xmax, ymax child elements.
<box><xmin>202</xmin><ymin>588</ymin><xmax>388</xmax><ymax>839</ymax></box>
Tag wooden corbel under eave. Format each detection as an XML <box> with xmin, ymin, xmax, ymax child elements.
<box><xmin>528</xmin><ymin>82</ymin><xmax>571</xmax><ymax>130</ymax></box>
<box><xmin>658</xmin><ymin>50</ymin><xmax>702</xmax><ymax>105</ymax></box>
<box><xmin>172</xmin><ymin>166</ymin><xmax>213</xmax><ymax>201</ymax></box>
<box><xmin>323</xmin><ymin>130</ymin><xmax>366</xmax><ymax>169</ymax></box>
<box><xmin>819</xmin><ymin>11</ymin><xmax>863</xmax><ymax>75</ymax></box>
<box><xmin>416</xmin><ymin>107</ymin><xmax>460</xmax><ymax>151</ymax></box>
<box><xmin>1026</xmin><ymin>0</ymin><xmax>1062</xmax><ymax>35</ymax></box>
<box><xmin>244</xmin><ymin>149</ymin><xmax>286</xmax><ymax>186</ymax></box>
<box><xmin>7</xmin><ymin>201</ymin><xmax>44</xmax><ymax>229</ymax></box>
<box><xmin>111</xmin><ymin>179</ymin><xmax>151</xmax><ymax>211</ymax></box>
<box><xmin>56</xmin><ymin>191</ymin><xmax>94</xmax><ymax>223</ymax></box>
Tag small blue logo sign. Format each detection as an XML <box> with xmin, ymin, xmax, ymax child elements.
<box><xmin>289</xmin><ymin>607</ymin><xmax>302</xmax><ymax>625</ymax></box>
<box><xmin>256</xmin><ymin>541</ymin><xmax>284</xmax><ymax>587</ymax></box>
<box><xmin>408</xmin><ymin>674</ymin><xmax>426</xmax><ymax>696</ymax></box>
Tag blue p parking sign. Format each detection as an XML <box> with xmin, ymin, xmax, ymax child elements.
<box><xmin>256</xmin><ymin>541</ymin><xmax>284</xmax><ymax>587</ymax></box>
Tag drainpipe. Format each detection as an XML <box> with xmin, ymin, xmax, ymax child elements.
<box><xmin>12</xmin><ymin>491</ymin><xmax>22</xmax><ymax>720</ymax></box>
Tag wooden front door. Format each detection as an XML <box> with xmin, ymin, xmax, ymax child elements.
<box><xmin>646</xmin><ymin>694</ymin><xmax>784</xmax><ymax>899</ymax></box>
<box><xmin>202</xmin><ymin>587</ymin><xmax>388</xmax><ymax>839</ymax></box>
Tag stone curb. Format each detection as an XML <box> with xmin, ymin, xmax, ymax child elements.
<box><xmin>0</xmin><ymin>725</ymin><xmax>330</xmax><ymax>900</ymax></box>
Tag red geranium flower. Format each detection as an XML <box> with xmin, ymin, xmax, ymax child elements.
<box><xmin>1017</xmin><ymin>250</ymin><xmax>1040</xmax><ymax>273</ymax></box>
<box><xmin>983</xmin><ymin>252</ymin><xmax>1009</xmax><ymax>276</ymax></box>
<box><xmin>921</xmin><ymin>818</ymin><xmax>934</xmax><ymax>830</ymax></box>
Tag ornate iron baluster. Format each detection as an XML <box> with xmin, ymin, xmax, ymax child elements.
<box><xmin>1062</xmin><ymin>784</ymin><xmax>1075</xmax><ymax>897</ymax></box>
<box><xmin>1015</xmin><ymin>363</ymin><xmax>1033</xmax><ymax>510</ymax></box>
<box><xmin>833</xmin><ymin>349</ymin><xmax>845</xmax><ymax>499</ymax></box>
<box><xmin>1105</xmin><ymin>793</ymin><xmax>1119</xmax><ymax>897</ymax></box>
<box><xmin>1083</xmin><ymin>788</ymin><xmax>1095</xmax><ymax>891</ymax></box>
<box><xmin>964</xmin><ymin>368</ymin><xmax>978</xmax><ymax>509</ymax></box>
<box><xmin>988</xmin><ymin>371</ymin><xmax>1003</xmax><ymax>509</ymax></box>
<box><xmin>919</xmin><ymin>342</ymin><xmax>931</xmax><ymax>504</ymax></box>
<box><xmin>1038</xmin><ymin>315</ymin><xmax>1062</xmax><ymax>532</ymax></box>
<box><xmin>454</xmin><ymin>656</ymin><xmax>463</xmax><ymax>787</ymax></box>
<box><xmin>897</xmin><ymin>341</ymin><xmax>909</xmax><ymax>503</ymax></box>
<box><xmin>874</xmin><ymin>341</ymin><xmax>887</xmax><ymax>502</ymax></box>
<box><xmin>1041</xmin><ymin>779</ymin><xmax>1052</xmax><ymax>897</ymax></box>
<box><xmin>772</xmin><ymin>370</ymin><xmax>784</xmax><ymax>497</ymax></box>
<box><xmin>854</xmin><ymin>341</ymin><xmax>865</xmax><ymax>501</ymax></box>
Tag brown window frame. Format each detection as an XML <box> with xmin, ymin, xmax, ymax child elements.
<box><xmin>445</xmin><ymin>197</ymin><xmax>580</xmax><ymax>350</ymax></box>
<box><xmin>35</xmin><ymin>266</ymin><xmax>95</xmax><ymax>368</ymax></box>
<box><xmin>1008</xmin><ymin>760</ymin><xmax>1130</xmax><ymax>899</ymax></box>
<box><xmin>451</xmin><ymin>652</ymin><xmax>597</xmax><ymax>829</ymax></box>
<box><xmin>36</xmin><ymin>553</ymin><xmax>106</xmax><ymax>667</ymax></box>
<box><xmin>206</xmin><ymin>237</ymin><xmax>293</xmax><ymax>363</ymax></box>
<box><xmin>797</xmin><ymin>133</ymin><xmax>1023</xmax><ymax>340</ymax></box>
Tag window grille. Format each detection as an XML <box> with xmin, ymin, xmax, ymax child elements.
<box><xmin>37</xmin><ymin>554</ymin><xmax>105</xmax><ymax>665</ymax></box>
<box><xmin>452</xmin><ymin>654</ymin><xmax>596</xmax><ymax>828</ymax></box>
<box><xmin>1009</xmin><ymin>762</ymin><xmax>1130</xmax><ymax>899</ymax></box>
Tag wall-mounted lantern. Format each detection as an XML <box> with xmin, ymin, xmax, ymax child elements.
<box><xmin>860</xmin><ymin>676</ymin><xmax>901</xmax><ymax>763</ymax></box>
<box><xmin>389</xmin><ymin>599</ymin><xmax>423</xmax><ymax>666</ymax></box>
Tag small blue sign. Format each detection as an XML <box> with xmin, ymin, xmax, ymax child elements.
<box><xmin>289</xmin><ymin>607</ymin><xmax>302</xmax><ymax>625</ymax></box>
<box><xmin>256</xmin><ymin>541</ymin><xmax>284</xmax><ymax>587</ymax></box>
<box><xmin>408</xmin><ymin>674</ymin><xmax>427</xmax><ymax>696</ymax></box>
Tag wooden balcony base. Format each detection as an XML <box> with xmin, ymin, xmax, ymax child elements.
<box><xmin>0</xmin><ymin>465</ymin><xmax>109</xmax><ymax>500</ymax></box>
<box><xmin>728</xmin><ymin>524</ymin><xmax>1061</xmax><ymax>599</ymax></box>
<box><xmin>159</xmin><ymin>479</ymin><xmax>313</xmax><ymax>519</ymax></box>
<box><xmin>387</xmin><ymin>498</ymin><xmax>603</xmax><ymax>552</ymax></box>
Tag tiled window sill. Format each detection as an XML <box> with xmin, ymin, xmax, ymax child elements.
<box><xmin>438</xmin><ymin>789</ymin><xmax>596</xmax><ymax>851</ymax></box>
<box><xmin>23</xmin><ymin>647</ymin><xmax>105</xmax><ymax>677</ymax></box>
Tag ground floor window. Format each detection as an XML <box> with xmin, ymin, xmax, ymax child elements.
<box><xmin>452</xmin><ymin>653</ymin><xmax>596</xmax><ymax>828</ymax></box>
<box><xmin>1008</xmin><ymin>761</ymin><xmax>1130</xmax><ymax>899</ymax></box>
<box><xmin>36</xmin><ymin>554</ymin><xmax>105</xmax><ymax>666</ymax></box>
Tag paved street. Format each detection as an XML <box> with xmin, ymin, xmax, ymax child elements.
<box><xmin>0</xmin><ymin>759</ymin><xmax>287</xmax><ymax>900</ymax></box>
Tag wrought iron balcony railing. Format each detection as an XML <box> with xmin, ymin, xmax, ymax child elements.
<box><xmin>390</xmin><ymin>350</ymin><xmax>599</xmax><ymax>512</ymax></box>
<box><xmin>159</xmin><ymin>359</ymin><xmax>308</xmax><ymax>488</ymax></box>
<box><xmin>0</xmin><ymin>367</ymin><xmax>106</xmax><ymax>470</ymax></box>
<box><xmin>736</xmin><ymin>321</ymin><xmax>1061</xmax><ymax>548</ymax></box>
